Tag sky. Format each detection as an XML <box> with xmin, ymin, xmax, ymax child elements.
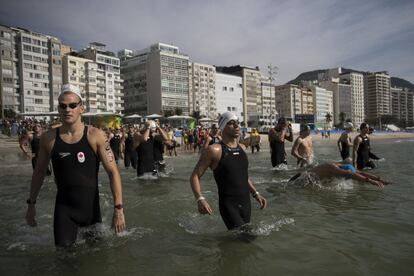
<box><xmin>1</xmin><ymin>0</ymin><xmax>413</xmax><ymax>84</ymax></box>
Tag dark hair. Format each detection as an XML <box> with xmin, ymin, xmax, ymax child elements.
<box><xmin>360</xmin><ymin>123</ymin><xmax>369</xmax><ymax>129</ymax></box>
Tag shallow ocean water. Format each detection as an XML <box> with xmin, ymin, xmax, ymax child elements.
<box><xmin>1</xmin><ymin>138</ymin><xmax>414</xmax><ymax>275</ymax></box>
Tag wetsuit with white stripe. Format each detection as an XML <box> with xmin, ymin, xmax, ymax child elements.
<box><xmin>213</xmin><ymin>142</ymin><xmax>251</xmax><ymax>229</ymax></box>
<box><xmin>51</xmin><ymin>126</ymin><xmax>101</xmax><ymax>247</ymax></box>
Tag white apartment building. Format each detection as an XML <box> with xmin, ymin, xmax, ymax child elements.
<box><xmin>10</xmin><ymin>26</ymin><xmax>64</xmax><ymax>114</ymax></box>
<box><xmin>189</xmin><ymin>62</ymin><xmax>216</xmax><ymax>119</ymax></box>
<box><xmin>62</xmin><ymin>54</ymin><xmax>98</xmax><ymax>112</ymax></box>
<box><xmin>259</xmin><ymin>77</ymin><xmax>277</xmax><ymax>123</ymax></box>
<box><xmin>340</xmin><ymin>72</ymin><xmax>365</xmax><ymax>127</ymax></box>
<box><xmin>310</xmin><ymin>85</ymin><xmax>333</xmax><ymax>127</ymax></box>
<box><xmin>216</xmin><ymin>66</ymin><xmax>261</xmax><ymax>125</ymax></box>
<box><xmin>0</xmin><ymin>25</ymin><xmax>17</xmax><ymax>116</ymax></box>
<box><xmin>364</xmin><ymin>71</ymin><xmax>391</xmax><ymax>125</ymax></box>
<box><xmin>215</xmin><ymin>73</ymin><xmax>243</xmax><ymax>123</ymax></box>
<box><xmin>274</xmin><ymin>84</ymin><xmax>303</xmax><ymax>121</ymax></box>
<box><xmin>119</xmin><ymin>43</ymin><xmax>189</xmax><ymax>115</ymax></box>
<box><xmin>79</xmin><ymin>42</ymin><xmax>123</xmax><ymax>114</ymax></box>
<box><xmin>319</xmin><ymin>79</ymin><xmax>352</xmax><ymax>125</ymax></box>
<box><xmin>391</xmin><ymin>87</ymin><xmax>413</xmax><ymax>125</ymax></box>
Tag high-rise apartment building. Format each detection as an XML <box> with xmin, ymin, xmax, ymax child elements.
<box><xmin>79</xmin><ymin>42</ymin><xmax>123</xmax><ymax>114</ymax></box>
<box><xmin>364</xmin><ymin>71</ymin><xmax>391</xmax><ymax>125</ymax></box>
<box><xmin>310</xmin><ymin>85</ymin><xmax>333</xmax><ymax>128</ymax></box>
<box><xmin>319</xmin><ymin>78</ymin><xmax>352</xmax><ymax>125</ymax></box>
<box><xmin>189</xmin><ymin>62</ymin><xmax>216</xmax><ymax>118</ymax></box>
<box><xmin>340</xmin><ymin>72</ymin><xmax>364</xmax><ymax>127</ymax></box>
<box><xmin>215</xmin><ymin>73</ymin><xmax>243</xmax><ymax>122</ymax></box>
<box><xmin>62</xmin><ymin>53</ymin><xmax>98</xmax><ymax>112</ymax></box>
<box><xmin>391</xmin><ymin>87</ymin><xmax>413</xmax><ymax>126</ymax></box>
<box><xmin>259</xmin><ymin>77</ymin><xmax>277</xmax><ymax>124</ymax></box>
<box><xmin>0</xmin><ymin>25</ymin><xmax>17</xmax><ymax>117</ymax></box>
<box><xmin>216</xmin><ymin>66</ymin><xmax>261</xmax><ymax>126</ymax></box>
<box><xmin>11</xmin><ymin>26</ymin><xmax>63</xmax><ymax>114</ymax></box>
<box><xmin>274</xmin><ymin>84</ymin><xmax>302</xmax><ymax>121</ymax></box>
<box><xmin>119</xmin><ymin>43</ymin><xmax>189</xmax><ymax>115</ymax></box>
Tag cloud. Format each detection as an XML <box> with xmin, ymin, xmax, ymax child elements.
<box><xmin>1</xmin><ymin>0</ymin><xmax>413</xmax><ymax>83</ymax></box>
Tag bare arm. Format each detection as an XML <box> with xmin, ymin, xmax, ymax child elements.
<box><xmin>95</xmin><ymin>129</ymin><xmax>126</xmax><ymax>233</ymax></box>
<box><xmin>291</xmin><ymin>137</ymin><xmax>303</xmax><ymax>160</ymax></box>
<box><xmin>156</xmin><ymin>127</ymin><xmax>172</xmax><ymax>146</ymax></box>
<box><xmin>25</xmin><ymin>133</ymin><xmax>52</xmax><ymax>226</ymax></box>
<box><xmin>248</xmin><ymin>178</ymin><xmax>267</xmax><ymax>209</ymax></box>
<box><xmin>190</xmin><ymin>146</ymin><xmax>218</xmax><ymax>215</ymax></box>
<box><xmin>352</xmin><ymin>136</ymin><xmax>361</xmax><ymax>166</ymax></box>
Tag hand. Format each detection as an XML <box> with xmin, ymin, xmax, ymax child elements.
<box><xmin>197</xmin><ymin>199</ymin><xmax>213</xmax><ymax>215</ymax></box>
<box><xmin>112</xmin><ymin>209</ymin><xmax>126</xmax><ymax>234</ymax></box>
<box><xmin>255</xmin><ymin>195</ymin><xmax>267</xmax><ymax>209</ymax></box>
<box><xmin>26</xmin><ymin>204</ymin><xmax>37</xmax><ymax>227</ymax></box>
<box><xmin>368</xmin><ymin>179</ymin><xmax>384</xmax><ymax>188</ymax></box>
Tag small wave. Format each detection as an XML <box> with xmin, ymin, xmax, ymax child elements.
<box><xmin>7</xmin><ymin>242</ymin><xmax>28</xmax><ymax>251</ymax></box>
<box><xmin>252</xmin><ymin>217</ymin><xmax>295</xmax><ymax>236</ymax></box>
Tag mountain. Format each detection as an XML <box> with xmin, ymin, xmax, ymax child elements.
<box><xmin>287</xmin><ymin>68</ymin><xmax>414</xmax><ymax>90</ymax></box>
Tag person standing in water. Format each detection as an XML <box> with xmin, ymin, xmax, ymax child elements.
<box><xmin>122</xmin><ymin>125</ymin><xmax>138</xmax><ymax>169</ymax></box>
<box><xmin>202</xmin><ymin>123</ymin><xmax>221</xmax><ymax>150</ymax></box>
<box><xmin>268</xmin><ymin>117</ymin><xmax>293</xmax><ymax>167</ymax></box>
<box><xmin>134</xmin><ymin>120</ymin><xmax>171</xmax><ymax>176</ymax></box>
<box><xmin>337</xmin><ymin>122</ymin><xmax>353</xmax><ymax>160</ymax></box>
<box><xmin>25</xmin><ymin>84</ymin><xmax>125</xmax><ymax>247</ymax></box>
<box><xmin>291</xmin><ymin>124</ymin><xmax>313</xmax><ymax>167</ymax></box>
<box><xmin>352</xmin><ymin>123</ymin><xmax>376</xmax><ymax>170</ymax></box>
<box><xmin>190</xmin><ymin>112</ymin><xmax>267</xmax><ymax>231</ymax></box>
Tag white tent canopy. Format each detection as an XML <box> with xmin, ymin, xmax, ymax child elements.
<box><xmin>124</xmin><ymin>114</ymin><xmax>142</xmax><ymax>118</ymax></box>
<box><xmin>82</xmin><ymin>111</ymin><xmax>118</xmax><ymax>117</ymax></box>
<box><xmin>167</xmin><ymin>115</ymin><xmax>194</xmax><ymax>120</ymax></box>
<box><xmin>199</xmin><ymin>117</ymin><xmax>216</xmax><ymax>122</ymax></box>
<box><xmin>146</xmin><ymin>113</ymin><xmax>163</xmax><ymax>119</ymax></box>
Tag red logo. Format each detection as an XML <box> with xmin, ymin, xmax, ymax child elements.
<box><xmin>77</xmin><ymin>152</ymin><xmax>86</xmax><ymax>163</ymax></box>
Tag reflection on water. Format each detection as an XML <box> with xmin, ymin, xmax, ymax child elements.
<box><xmin>1</xmin><ymin>139</ymin><xmax>414</xmax><ymax>275</ymax></box>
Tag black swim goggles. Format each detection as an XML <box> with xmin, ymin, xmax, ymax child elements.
<box><xmin>58</xmin><ymin>101</ymin><xmax>82</xmax><ymax>109</ymax></box>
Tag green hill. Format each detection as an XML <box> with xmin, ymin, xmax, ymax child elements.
<box><xmin>287</xmin><ymin>68</ymin><xmax>414</xmax><ymax>90</ymax></box>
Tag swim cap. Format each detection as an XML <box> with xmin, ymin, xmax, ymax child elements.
<box><xmin>60</xmin><ymin>84</ymin><xmax>83</xmax><ymax>101</ymax></box>
<box><xmin>344</xmin><ymin>122</ymin><xmax>353</xmax><ymax>129</ymax></box>
<box><xmin>218</xmin><ymin>112</ymin><xmax>238</xmax><ymax>131</ymax></box>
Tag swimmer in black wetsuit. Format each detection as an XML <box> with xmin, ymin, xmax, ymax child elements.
<box><xmin>190</xmin><ymin>112</ymin><xmax>267</xmax><ymax>231</ymax></box>
<box><xmin>337</xmin><ymin>122</ymin><xmax>353</xmax><ymax>160</ymax></box>
<box><xmin>268</xmin><ymin>117</ymin><xmax>293</xmax><ymax>167</ymax></box>
<box><xmin>202</xmin><ymin>123</ymin><xmax>221</xmax><ymax>150</ymax></box>
<box><xmin>25</xmin><ymin>84</ymin><xmax>125</xmax><ymax>247</ymax></box>
<box><xmin>122</xmin><ymin>125</ymin><xmax>138</xmax><ymax>169</ymax></box>
<box><xmin>352</xmin><ymin>123</ymin><xmax>376</xmax><ymax>170</ymax></box>
<box><xmin>110</xmin><ymin>128</ymin><xmax>122</xmax><ymax>164</ymax></box>
<box><xmin>134</xmin><ymin>120</ymin><xmax>172</xmax><ymax>176</ymax></box>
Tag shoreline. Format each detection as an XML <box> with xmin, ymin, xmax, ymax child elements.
<box><xmin>1</xmin><ymin>132</ymin><xmax>414</xmax><ymax>157</ymax></box>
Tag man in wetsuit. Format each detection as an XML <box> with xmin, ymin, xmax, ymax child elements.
<box><xmin>25</xmin><ymin>84</ymin><xmax>125</xmax><ymax>247</ymax></box>
<box><xmin>19</xmin><ymin>123</ymin><xmax>52</xmax><ymax>175</ymax></box>
<box><xmin>352</xmin><ymin>123</ymin><xmax>376</xmax><ymax>170</ymax></box>
<box><xmin>133</xmin><ymin>120</ymin><xmax>171</xmax><ymax>176</ymax></box>
<box><xmin>268</xmin><ymin>117</ymin><xmax>293</xmax><ymax>167</ymax></box>
<box><xmin>190</xmin><ymin>112</ymin><xmax>267</xmax><ymax>230</ymax></box>
<box><xmin>122</xmin><ymin>125</ymin><xmax>138</xmax><ymax>169</ymax></box>
<box><xmin>202</xmin><ymin>123</ymin><xmax>221</xmax><ymax>150</ymax></box>
<box><xmin>109</xmin><ymin>128</ymin><xmax>123</xmax><ymax>164</ymax></box>
<box><xmin>337</xmin><ymin>122</ymin><xmax>353</xmax><ymax>160</ymax></box>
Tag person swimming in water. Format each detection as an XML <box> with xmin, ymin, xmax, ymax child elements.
<box><xmin>288</xmin><ymin>158</ymin><xmax>389</xmax><ymax>188</ymax></box>
<box><xmin>190</xmin><ymin>112</ymin><xmax>267</xmax><ymax>231</ymax></box>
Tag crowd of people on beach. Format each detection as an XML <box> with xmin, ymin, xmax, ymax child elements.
<box><xmin>0</xmin><ymin>84</ymin><xmax>392</xmax><ymax>248</ymax></box>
